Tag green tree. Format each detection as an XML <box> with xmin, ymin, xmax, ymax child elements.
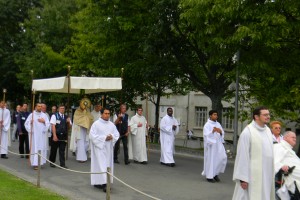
<box><xmin>237</xmin><ymin>0</ymin><xmax>300</xmax><ymax>122</ymax></box>
<box><xmin>0</xmin><ymin>0</ymin><xmax>40</xmax><ymax>102</ymax></box>
<box><xmin>16</xmin><ymin>0</ymin><xmax>79</xmax><ymax>105</ymax></box>
<box><xmin>68</xmin><ymin>0</ymin><xmax>192</xmax><ymax>128</ymax></box>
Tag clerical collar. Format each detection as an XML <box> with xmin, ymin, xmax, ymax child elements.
<box><xmin>100</xmin><ymin>118</ymin><xmax>109</xmax><ymax>122</ymax></box>
<box><xmin>252</xmin><ymin>120</ymin><xmax>266</xmax><ymax>131</ymax></box>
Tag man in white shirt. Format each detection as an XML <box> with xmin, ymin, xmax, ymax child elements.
<box><xmin>160</xmin><ymin>107</ymin><xmax>179</xmax><ymax>167</ymax></box>
<box><xmin>232</xmin><ymin>106</ymin><xmax>275</xmax><ymax>200</ymax></box>
<box><xmin>25</xmin><ymin>103</ymin><xmax>50</xmax><ymax>170</ymax></box>
<box><xmin>128</xmin><ymin>107</ymin><xmax>148</xmax><ymax>164</ymax></box>
<box><xmin>49</xmin><ymin>105</ymin><xmax>72</xmax><ymax>168</ymax></box>
<box><xmin>274</xmin><ymin>131</ymin><xmax>300</xmax><ymax>199</ymax></box>
<box><xmin>0</xmin><ymin>100</ymin><xmax>11</xmax><ymax>159</ymax></box>
<box><xmin>91</xmin><ymin>104</ymin><xmax>102</xmax><ymax>122</ymax></box>
<box><xmin>202</xmin><ymin>110</ymin><xmax>227</xmax><ymax>183</ymax></box>
<box><xmin>90</xmin><ymin>107</ymin><xmax>119</xmax><ymax>192</ymax></box>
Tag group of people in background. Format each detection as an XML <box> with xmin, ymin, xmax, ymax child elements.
<box><xmin>2</xmin><ymin>102</ymin><xmax>300</xmax><ymax>197</ymax></box>
<box><xmin>232</xmin><ymin>106</ymin><xmax>300</xmax><ymax>200</ymax></box>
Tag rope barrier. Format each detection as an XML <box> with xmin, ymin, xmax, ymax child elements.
<box><xmin>108</xmin><ymin>171</ymin><xmax>161</xmax><ymax>200</ymax></box>
<box><xmin>0</xmin><ymin>144</ymin><xmax>161</xmax><ymax>200</ymax></box>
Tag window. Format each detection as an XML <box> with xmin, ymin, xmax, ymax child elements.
<box><xmin>222</xmin><ymin>108</ymin><xmax>234</xmax><ymax>130</ymax></box>
<box><xmin>195</xmin><ymin>107</ymin><xmax>207</xmax><ymax>127</ymax></box>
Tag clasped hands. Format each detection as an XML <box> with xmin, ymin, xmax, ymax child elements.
<box><xmin>213</xmin><ymin>127</ymin><xmax>222</xmax><ymax>135</ymax></box>
<box><xmin>106</xmin><ymin>134</ymin><xmax>113</xmax><ymax>141</ymax></box>
<box><xmin>172</xmin><ymin>125</ymin><xmax>177</xmax><ymax>131</ymax></box>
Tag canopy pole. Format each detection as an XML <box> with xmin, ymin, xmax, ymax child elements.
<box><xmin>28</xmin><ymin>70</ymin><xmax>34</xmax><ymax>166</ymax></box>
<box><xmin>66</xmin><ymin>65</ymin><xmax>71</xmax><ymax>160</ymax></box>
<box><xmin>120</xmin><ymin>68</ymin><xmax>124</xmax><ymax>105</ymax></box>
<box><xmin>0</xmin><ymin>88</ymin><xmax>7</xmax><ymax>149</ymax></box>
<box><xmin>29</xmin><ymin>89</ymin><xmax>35</xmax><ymax>166</ymax></box>
<box><xmin>145</xmin><ymin>93</ymin><xmax>150</xmax><ymax>158</ymax></box>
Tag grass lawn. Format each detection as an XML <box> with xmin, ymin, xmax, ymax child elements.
<box><xmin>0</xmin><ymin>169</ymin><xmax>68</xmax><ymax>200</ymax></box>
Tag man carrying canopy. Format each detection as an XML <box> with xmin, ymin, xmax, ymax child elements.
<box><xmin>25</xmin><ymin>103</ymin><xmax>50</xmax><ymax>169</ymax></box>
<box><xmin>0</xmin><ymin>100</ymin><xmax>11</xmax><ymax>159</ymax></box>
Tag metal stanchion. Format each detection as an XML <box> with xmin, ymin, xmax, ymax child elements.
<box><xmin>106</xmin><ymin>167</ymin><xmax>111</xmax><ymax>200</ymax></box>
<box><xmin>37</xmin><ymin>150</ymin><xmax>41</xmax><ymax>187</ymax></box>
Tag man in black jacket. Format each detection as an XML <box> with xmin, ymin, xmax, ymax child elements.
<box><xmin>113</xmin><ymin>104</ymin><xmax>130</xmax><ymax>165</ymax></box>
<box><xmin>17</xmin><ymin>103</ymin><xmax>30</xmax><ymax>158</ymax></box>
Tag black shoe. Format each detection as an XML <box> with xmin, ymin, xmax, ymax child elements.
<box><xmin>207</xmin><ymin>178</ymin><xmax>216</xmax><ymax>183</ymax></box>
<box><xmin>25</xmin><ymin>155</ymin><xmax>29</xmax><ymax>159</ymax></box>
<box><xmin>214</xmin><ymin>175</ymin><xmax>220</xmax><ymax>182</ymax></box>
<box><xmin>94</xmin><ymin>184</ymin><xmax>105</xmax><ymax>189</ymax></box>
<box><xmin>50</xmin><ymin>164</ymin><xmax>56</xmax><ymax>168</ymax></box>
<box><xmin>164</xmin><ymin>163</ymin><xmax>174</xmax><ymax>167</ymax></box>
<box><xmin>20</xmin><ymin>155</ymin><xmax>24</xmax><ymax>158</ymax></box>
<box><xmin>114</xmin><ymin>160</ymin><xmax>120</xmax><ymax>164</ymax></box>
<box><xmin>94</xmin><ymin>185</ymin><xmax>101</xmax><ymax>189</ymax></box>
<box><xmin>125</xmin><ymin>161</ymin><xmax>130</xmax><ymax>165</ymax></box>
<box><xmin>134</xmin><ymin>160</ymin><xmax>139</xmax><ymax>164</ymax></box>
<box><xmin>160</xmin><ymin>162</ymin><xmax>166</xmax><ymax>165</ymax></box>
<box><xmin>103</xmin><ymin>185</ymin><xmax>110</xmax><ymax>193</ymax></box>
<box><xmin>1</xmin><ymin>156</ymin><xmax>8</xmax><ymax>159</ymax></box>
<box><xmin>61</xmin><ymin>165</ymin><xmax>68</xmax><ymax>169</ymax></box>
<box><xmin>141</xmin><ymin>161</ymin><xmax>148</xmax><ymax>165</ymax></box>
<box><xmin>72</xmin><ymin>152</ymin><xmax>76</xmax><ymax>156</ymax></box>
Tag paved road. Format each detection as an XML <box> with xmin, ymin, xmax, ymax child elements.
<box><xmin>0</xmin><ymin>140</ymin><xmax>235</xmax><ymax>200</ymax></box>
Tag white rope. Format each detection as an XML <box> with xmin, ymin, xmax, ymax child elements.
<box><xmin>0</xmin><ymin>144</ymin><xmax>162</xmax><ymax>199</ymax></box>
<box><xmin>108</xmin><ymin>171</ymin><xmax>162</xmax><ymax>200</ymax></box>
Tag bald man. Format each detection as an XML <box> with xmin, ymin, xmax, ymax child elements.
<box><xmin>274</xmin><ymin>131</ymin><xmax>300</xmax><ymax>198</ymax></box>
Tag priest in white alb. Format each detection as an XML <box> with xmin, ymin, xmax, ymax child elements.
<box><xmin>232</xmin><ymin>106</ymin><xmax>275</xmax><ymax>200</ymax></box>
<box><xmin>89</xmin><ymin>107</ymin><xmax>119</xmax><ymax>192</ymax></box>
<box><xmin>274</xmin><ymin>131</ymin><xmax>300</xmax><ymax>199</ymax></box>
<box><xmin>25</xmin><ymin>103</ymin><xmax>50</xmax><ymax>169</ymax></box>
<box><xmin>128</xmin><ymin>107</ymin><xmax>147</xmax><ymax>164</ymax></box>
<box><xmin>91</xmin><ymin>104</ymin><xmax>101</xmax><ymax>122</ymax></box>
<box><xmin>160</xmin><ymin>107</ymin><xmax>179</xmax><ymax>167</ymax></box>
<box><xmin>70</xmin><ymin>98</ymin><xmax>93</xmax><ymax>162</ymax></box>
<box><xmin>202</xmin><ymin>110</ymin><xmax>227</xmax><ymax>183</ymax></box>
<box><xmin>0</xmin><ymin>100</ymin><xmax>11</xmax><ymax>159</ymax></box>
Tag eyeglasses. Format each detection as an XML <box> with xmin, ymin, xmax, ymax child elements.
<box><xmin>273</xmin><ymin>127</ymin><xmax>281</xmax><ymax>130</ymax></box>
<box><xmin>260</xmin><ymin>113</ymin><xmax>270</xmax><ymax>117</ymax></box>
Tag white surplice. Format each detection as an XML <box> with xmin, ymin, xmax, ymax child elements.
<box><xmin>0</xmin><ymin>108</ymin><xmax>11</xmax><ymax>154</ymax></box>
<box><xmin>91</xmin><ymin>110</ymin><xmax>101</xmax><ymax>122</ymax></box>
<box><xmin>89</xmin><ymin>118</ymin><xmax>119</xmax><ymax>185</ymax></box>
<box><xmin>274</xmin><ymin>140</ymin><xmax>300</xmax><ymax>194</ymax></box>
<box><xmin>128</xmin><ymin>114</ymin><xmax>147</xmax><ymax>162</ymax></box>
<box><xmin>70</xmin><ymin>124</ymin><xmax>89</xmax><ymax>161</ymax></box>
<box><xmin>202</xmin><ymin>119</ymin><xmax>227</xmax><ymax>179</ymax></box>
<box><xmin>232</xmin><ymin>121</ymin><xmax>275</xmax><ymax>200</ymax></box>
<box><xmin>25</xmin><ymin>111</ymin><xmax>50</xmax><ymax>166</ymax></box>
<box><xmin>44</xmin><ymin>112</ymin><xmax>50</xmax><ymax>150</ymax></box>
<box><xmin>160</xmin><ymin>114</ymin><xmax>179</xmax><ymax>164</ymax></box>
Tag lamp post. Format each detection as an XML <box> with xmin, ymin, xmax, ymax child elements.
<box><xmin>66</xmin><ymin>65</ymin><xmax>71</xmax><ymax>160</ymax></box>
<box><xmin>2</xmin><ymin>88</ymin><xmax>7</xmax><ymax>102</ymax></box>
<box><xmin>233</xmin><ymin>50</ymin><xmax>240</xmax><ymax>156</ymax></box>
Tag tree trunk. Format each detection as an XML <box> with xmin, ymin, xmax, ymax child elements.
<box><xmin>154</xmin><ymin>94</ymin><xmax>161</xmax><ymax>131</ymax></box>
<box><xmin>208</xmin><ymin>94</ymin><xmax>224</xmax><ymax>124</ymax></box>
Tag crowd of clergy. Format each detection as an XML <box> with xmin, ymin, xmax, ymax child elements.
<box><xmin>1</xmin><ymin>101</ymin><xmax>300</xmax><ymax>197</ymax></box>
